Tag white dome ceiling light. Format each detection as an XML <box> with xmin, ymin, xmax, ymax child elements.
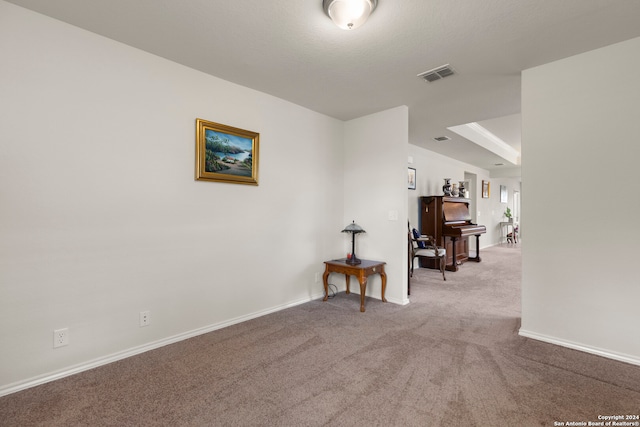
<box><xmin>323</xmin><ymin>0</ymin><xmax>378</xmax><ymax>30</ymax></box>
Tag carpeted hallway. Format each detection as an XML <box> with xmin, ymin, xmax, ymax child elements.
<box><xmin>1</xmin><ymin>244</ymin><xmax>639</xmax><ymax>426</ymax></box>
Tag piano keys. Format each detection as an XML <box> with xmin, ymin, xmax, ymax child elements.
<box><xmin>419</xmin><ymin>196</ymin><xmax>487</xmax><ymax>271</ymax></box>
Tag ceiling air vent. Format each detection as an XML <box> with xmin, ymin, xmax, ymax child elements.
<box><xmin>417</xmin><ymin>64</ymin><xmax>456</xmax><ymax>83</ymax></box>
<box><xmin>434</xmin><ymin>136</ymin><xmax>451</xmax><ymax>142</ymax></box>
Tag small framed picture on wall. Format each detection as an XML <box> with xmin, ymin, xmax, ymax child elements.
<box><xmin>482</xmin><ymin>180</ymin><xmax>490</xmax><ymax>198</ymax></box>
<box><xmin>408</xmin><ymin>168</ymin><xmax>416</xmax><ymax>190</ymax></box>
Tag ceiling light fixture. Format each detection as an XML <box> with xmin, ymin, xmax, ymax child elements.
<box><xmin>323</xmin><ymin>0</ymin><xmax>378</xmax><ymax>30</ymax></box>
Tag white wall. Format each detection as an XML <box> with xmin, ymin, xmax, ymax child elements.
<box><xmin>482</xmin><ymin>177</ymin><xmax>522</xmax><ymax>243</ymax></box>
<box><xmin>0</xmin><ymin>2</ymin><xmax>346</xmax><ymax>393</ymax></box>
<box><xmin>407</xmin><ymin>145</ymin><xmax>520</xmax><ymax>248</ymax></box>
<box><xmin>520</xmin><ymin>36</ymin><xmax>640</xmax><ymax>365</ymax></box>
<box><xmin>343</xmin><ymin>107</ymin><xmax>409</xmax><ymax>305</ymax></box>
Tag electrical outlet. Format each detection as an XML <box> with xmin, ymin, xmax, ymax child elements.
<box><xmin>53</xmin><ymin>328</ymin><xmax>69</xmax><ymax>348</ymax></box>
<box><xmin>140</xmin><ymin>310</ymin><xmax>150</xmax><ymax>327</ymax></box>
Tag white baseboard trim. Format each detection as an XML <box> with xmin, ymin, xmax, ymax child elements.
<box><xmin>388</xmin><ymin>296</ymin><xmax>410</xmax><ymax>306</ymax></box>
<box><xmin>518</xmin><ymin>329</ymin><xmax>640</xmax><ymax>367</ymax></box>
<box><xmin>0</xmin><ymin>294</ymin><xmax>324</xmax><ymax>397</ymax></box>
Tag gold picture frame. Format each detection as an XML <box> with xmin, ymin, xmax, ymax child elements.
<box><xmin>196</xmin><ymin>118</ymin><xmax>259</xmax><ymax>185</ymax></box>
<box><xmin>482</xmin><ymin>180</ymin><xmax>490</xmax><ymax>198</ymax></box>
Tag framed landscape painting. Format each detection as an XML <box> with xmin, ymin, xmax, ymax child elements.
<box><xmin>196</xmin><ymin>119</ymin><xmax>259</xmax><ymax>185</ymax></box>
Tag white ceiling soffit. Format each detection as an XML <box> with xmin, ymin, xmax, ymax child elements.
<box><xmin>447</xmin><ymin>122</ymin><xmax>520</xmax><ymax>166</ymax></box>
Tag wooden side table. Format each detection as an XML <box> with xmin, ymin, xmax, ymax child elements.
<box><xmin>322</xmin><ymin>259</ymin><xmax>387</xmax><ymax>312</ymax></box>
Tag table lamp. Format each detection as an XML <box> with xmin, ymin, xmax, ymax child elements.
<box><xmin>342</xmin><ymin>220</ymin><xmax>366</xmax><ymax>265</ymax></box>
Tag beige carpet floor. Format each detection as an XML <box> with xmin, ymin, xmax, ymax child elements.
<box><xmin>1</xmin><ymin>244</ymin><xmax>639</xmax><ymax>426</ymax></box>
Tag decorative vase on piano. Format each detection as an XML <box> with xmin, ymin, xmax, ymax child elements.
<box><xmin>451</xmin><ymin>183</ymin><xmax>459</xmax><ymax>197</ymax></box>
<box><xmin>458</xmin><ymin>181</ymin><xmax>466</xmax><ymax>197</ymax></box>
<box><xmin>443</xmin><ymin>178</ymin><xmax>452</xmax><ymax>196</ymax></box>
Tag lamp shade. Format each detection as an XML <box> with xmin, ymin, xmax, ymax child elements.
<box><xmin>341</xmin><ymin>221</ymin><xmax>366</xmax><ymax>234</ymax></box>
<box><xmin>323</xmin><ymin>0</ymin><xmax>378</xmax><ymax>30</ymax></box>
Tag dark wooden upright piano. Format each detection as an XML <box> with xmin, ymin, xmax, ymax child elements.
<box><xmin>419</xmin><ymin>196</ymin><xmax>486</xmax><ymax>271</ymax></box>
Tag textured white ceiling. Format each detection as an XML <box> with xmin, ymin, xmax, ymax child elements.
<box><xmin>6</xmin><ymin>0</ymin><xmax>640</xmax><ymax>174</ymax></box>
